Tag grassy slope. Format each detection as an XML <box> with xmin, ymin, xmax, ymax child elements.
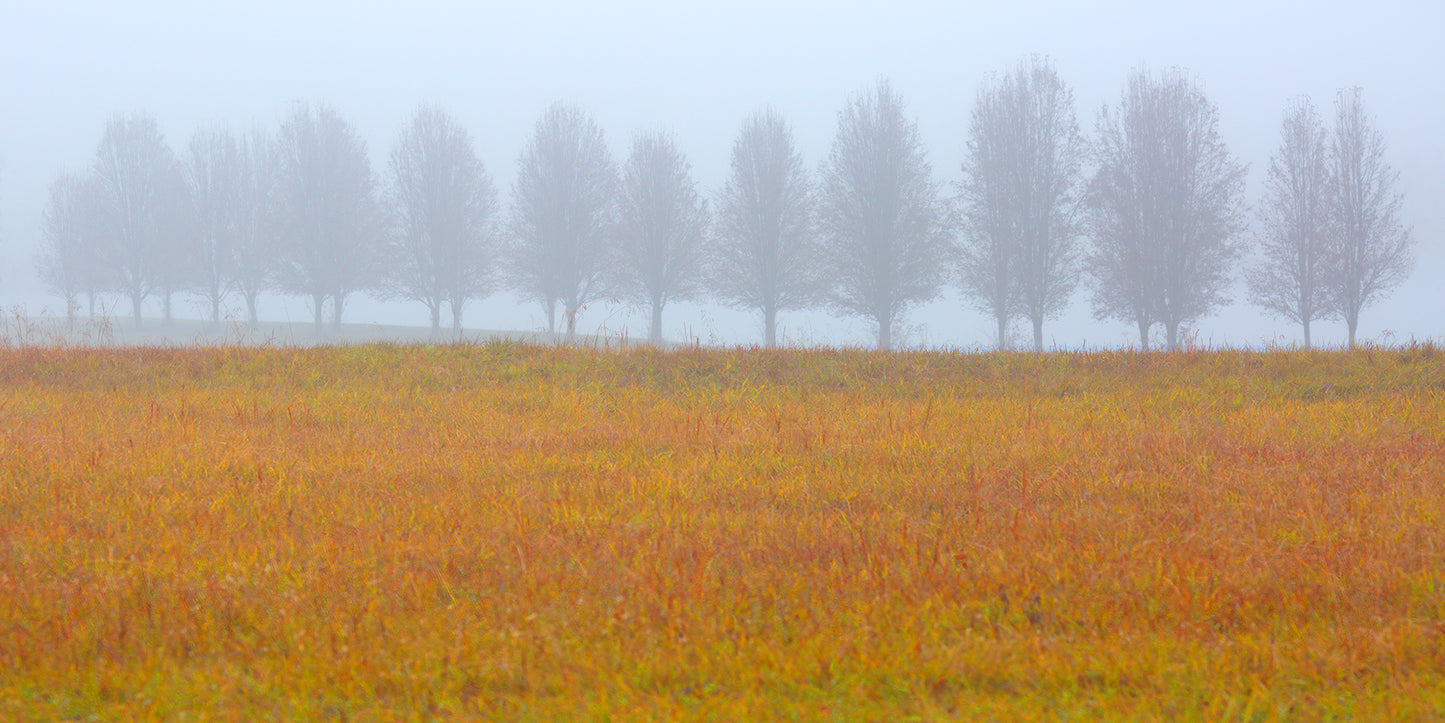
<box><xmin>1</xmin><ymin>342</ymin><xmax>1443</xmax><ymax>721</ymax></box>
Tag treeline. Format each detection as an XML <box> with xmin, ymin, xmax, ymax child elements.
<box><xmin>36</xmin><ymin>58</ymin><xmax>1414</xmax><ymax>349</ymax></box>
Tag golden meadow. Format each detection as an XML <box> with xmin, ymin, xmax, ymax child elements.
<box><xmin>1</xmin><ymin>341</ymin><xmax>1442</xmax><ymax>720</ymax></box>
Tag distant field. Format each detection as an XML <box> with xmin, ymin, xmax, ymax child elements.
<box><xmin>1</xmin><ymin>342</ymin><xmax>1442</xmax><ymax>720</ymax></box>
<box><xmin>0</xmin><ymin>314</ymin><xmax>625</xmax><ymax>349</ymax></box>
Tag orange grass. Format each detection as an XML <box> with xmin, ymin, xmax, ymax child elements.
<box><xmin>1</xmin><ymin>341</ymin><xmax>1443</xmax><ymax>720</ymax></box>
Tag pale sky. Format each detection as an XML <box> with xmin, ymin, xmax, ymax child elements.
<box><xmin>2</xmin><ymin>0</ymin><xmax>1441</xmax><ymax>348</ymax></box>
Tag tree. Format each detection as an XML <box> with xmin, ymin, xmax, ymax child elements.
<box><xmin>185</xmin><ymin>128</ymin><xmax>241</xmax><ymax>323</ymax></box>
<box><xmin>276</xmin><ymin>102</ymin><xmax>380</xmax><ymax>334</ymax></box>
<box><xmin>710</xmin><ymin>108</ymin><xmax>823</xmax><ymax>347</ymax></box>
<box><xmin>233</xmin><ymin>127</ymin><xmax>280</xmax><ymax>324</ymax></box>
<box><xmin>92</xmin><ymin>111</ymin><xmax>183</xmax><ymax>328</ymax></box>
<box><xmin>1247</xmin><ymin>97</ymin><xmax>1332</xmax><ymax>349</ymax></box>
<box><xmin>819</xmin><ymin>79</ymin><xmax>950</xmax><ymax>350</ymax></box>
<box><xmin>508</xmin><ymin>103</ymin><xmax>617</xmax><ymax>339</ymax></box>
<box><xmin>382</xmin><ymin>105</ymin><xmax>500</xmax><ymax>336</ymax></box>
<box><xmin>154</xmin><ymin>167</ymin><xmax>198</xmax><ymax>325</ymax></box>
<box><xmin>1326</xmin><ymin>87</ymin><xmax>1413</xmax><ymax>347</ymax></box>
<box><xmin>958</xmin><ymin>56</ymin><xmax>1084</xmax><ymax>350</ymax></box>
<box><xmin>614</xmin><ymin>130</ymin><xmax>708</xmax><ymax>342</ymax></box>
<box><xmin>1086</xmin><ymin>68</ymin><xmax>1247</xmax><ymax>351</ymax></box>
<box><xmin>38</xmin><ymin>171</ymin><xmax>111</xmax><ymax>323</ymax></box>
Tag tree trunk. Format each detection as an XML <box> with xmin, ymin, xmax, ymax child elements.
<box><xmin>1166</xmin><ymin>320</ymin><xmax>1180</xmax><ymax>352</ymax></box>
<box><xmin>332</xmin><ymin>293</ymin><xmax>344</xmax><ymax>329</ymax></box>
<box><xmin>996</xmin><ymin>314</ymin><xmax>1008</xmax><ymax>351</ymax></box>
<box><xmin>212</xmin><ymin>296</ymin><xmax>221</xmax><ymax>324</ymax></box>
<box><xmin>1136</xmin><ymin>318</ymin><xmax>1149</xmax><ymax>352</ymax></box>
<box><xmin>451</xmin><ymin>301</ymin><xmax>463</xmax><ymax>338</ymax></box>
<box><xmin>313</xmin><ymin>293</ymin><xmax>325</xmax><ymax>335</ymax></box>
<box><xmin>877</xmin><ymin>315</ymin><xmax>891</xmax><ymax>351</ymax></box>
<box><xmin>546</xmin><ymin>299</ymin><xmax>556</xmax><ymax>336</ymax></box>
<box><xmin>430</xmin><ymin>303</ymin><xmax>441</xmax><ymax>336</ymax></box>
<box><xmin>162</xmin><ymin>290</ymin><xmax>173</xmax><ymax>326</ymax></box>
<box><xmin>132</xmin><ymin>290</ymin><xmax>144</xmax><ymax>329</ymax></box>
<box><xmin>565</xmin><ymin>303</ymin><xmax>578</xmax><ymax>341</ymax></box>
<box><xmin>1302</xmin><ymin>319</ymin><xmax>1311</xmax><ymax>350</ymax></box>
<box><xmin>1346</xmin><ymin>312</ymin><xmax>1358</xmax><ymax>348</ymax></box>
<box><xmin>763</xmin><ymin>307</ymin><xmax>777</xmax><ymax>348</ymax></box>
<box><xmin>1032</xmin><ymin>314</ymin><xmax>1044</xmax><ymax>352</ymax></box>
<box><xmin>649</xmin><ymin>300</ymin><xmax>663</xmax><ymax>343</ymax></box>
<box><xmin>246</xmin><ymin>292</ymin><xmax>258</xmax><ymax>325</ymax></box>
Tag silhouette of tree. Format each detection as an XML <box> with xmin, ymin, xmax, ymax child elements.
<box><xmin>39</xmin><ymin>171</ymin><xmax>112</xmax><ymax>323</ymax></box>
<box><xmin>185</xmin><ymin>128</ymin><xmax>242</xmax><ymax>322</ymax></box>
<box><xmin>275</xmin><ymin>102</ymin><xmax>380</xmax><ymax>334</ymax></box>
<box><xmin>382</xmin><ymin>104</ymin><xmax>500</xmax><ymax>336</ymax></box>
<box><xmin>1086</xmin><ymin>68</ymin><xmax>1247</xmax><ymax>351</ymax></box>
<box><xmin>1326</xmin><ymin>87</ymin><xmax>1414</xmax><ymax>347</ymax></box>
<box><xmin>92</xmin><ymin>111</ymin><xmax>184</xmax><ymax>328</ymax></box>
<box><xmin>508</xmin><ymin>103</ymin><xmax>617</xmax><ymax>339</ymax></box>
<box><xmin>614</xmin><ymin>129</ymin><xmax>708</xmax><ymax>342</ymax></box>
<box><xmin>958</xmin><ymin>56</ymin><xmax>1084</xmax><ymax>350</ymax></box>
<box><xmin>1248</xmin><ymin>97</ymin><xmax>1332</xmax><ymax>348</ymax></box>
<box><xmin>819</xmin><ymin>80</ymin><xmax>950</xmax><ymax>350</ymax></box>
<box><xmin>232</xmin><ymin>128</ymin><xmax>281</xmax><ymax>325</ymax></box>
<box><xmin>710</xmin><ymin>108</ymin><xmax>823</xmax><ymax>347</ymax></box>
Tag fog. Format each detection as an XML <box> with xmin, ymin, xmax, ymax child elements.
<box><xmin>2</xmin><ymin>0</ymin><xmax>1440</xmax><ymax>348</ymax></box>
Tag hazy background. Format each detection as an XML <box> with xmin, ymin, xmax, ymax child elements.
<box><xmin>2</xmin><ymin>0</ymin><xmax>1440</xmax><ymax>348</ymax></box>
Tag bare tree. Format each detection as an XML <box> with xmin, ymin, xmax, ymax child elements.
<box><xmin>613</xmin><ymin>129</ymin><xmax>708</xmax><ymax>343</ymax></box>
<box><xmin>93</xmin><ymin>111</ymin><xmax>183</xmax><ymax>328</ymax></box>
<box><xmin>958</xmin><ymin>82</ymin><xmax>1015</xmax><ymax>350</ymax></box>
<box><xmin>508</xmin><ymin>103</ymin><xmax>617</xmax><ymax>339</ymax></box>
<box><xmin>710</xmin><ymin>108</ymin><xmax>823</xmax><ymax>347</ymax></box>
<box><xmin>819</xmin><ymin>79</ymin><xmax>951</xmax><ymax>350</ymax></box>
<box><xmin>1326</xmin><ymin>87</ymin><xmax>1414</xmax><ymax>347</ymax></box>
<box><xmin>185</xmin><ymin>128</ymin><xmax>241</xmax><ymax>322</ymax></box>
<box><xmin>233</xmin><ymin>127</ymin><xmax>280</xmax><ymax>324</ymax></box>
<box><xmin>1247</xmin><ymin>97</ymin><xmax>1332</xmax><ymax>349</ymax></box>
<box><xmin>154</xmin><ymin>167</ymin><xmax>198</xmax><ymax>325</ymax></box>
<box><xmin>958</xmin><ymin>56</ymin><xmax>1084</xmax><ymax>350</ymax></box>
<box><xmin>382</xmin><ymin>105</ymin><xmax>500</xmax><ymax>336</ymax></box>
<box><xmin>38</xmin><ymin>171</ymin><xmax>111</xmax><ymax>323</ymax></box>
<box><xmin>275</xmin><ymin>102</ymin><xmax>380</xmax><ymax>334</ymax></box>
<box><xmin>1086</xmin><ymin>68</ymin><xmax>1247</xmax><ymax>351</ymax></box>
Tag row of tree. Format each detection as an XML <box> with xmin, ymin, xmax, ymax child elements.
<box><xmin>36</xmin><ymin>59</ymin><xmax>1414</xmax><ymax>349</ymax></box>
<box><xmin>958</xmin><ymin>64</ymin><xmax>1411</xmax><ymax>350</ymax></box>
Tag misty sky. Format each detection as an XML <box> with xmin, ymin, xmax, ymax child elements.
<box><xmin>2</xmin><ymin>0</ymin><xmax>1441</xmax><ymax>348</ymax></box>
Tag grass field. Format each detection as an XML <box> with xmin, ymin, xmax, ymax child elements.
<box><xmin>1</xmin><ymin>341</ymin><xmax>1442</xmax><ymax>721</ymax></box>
